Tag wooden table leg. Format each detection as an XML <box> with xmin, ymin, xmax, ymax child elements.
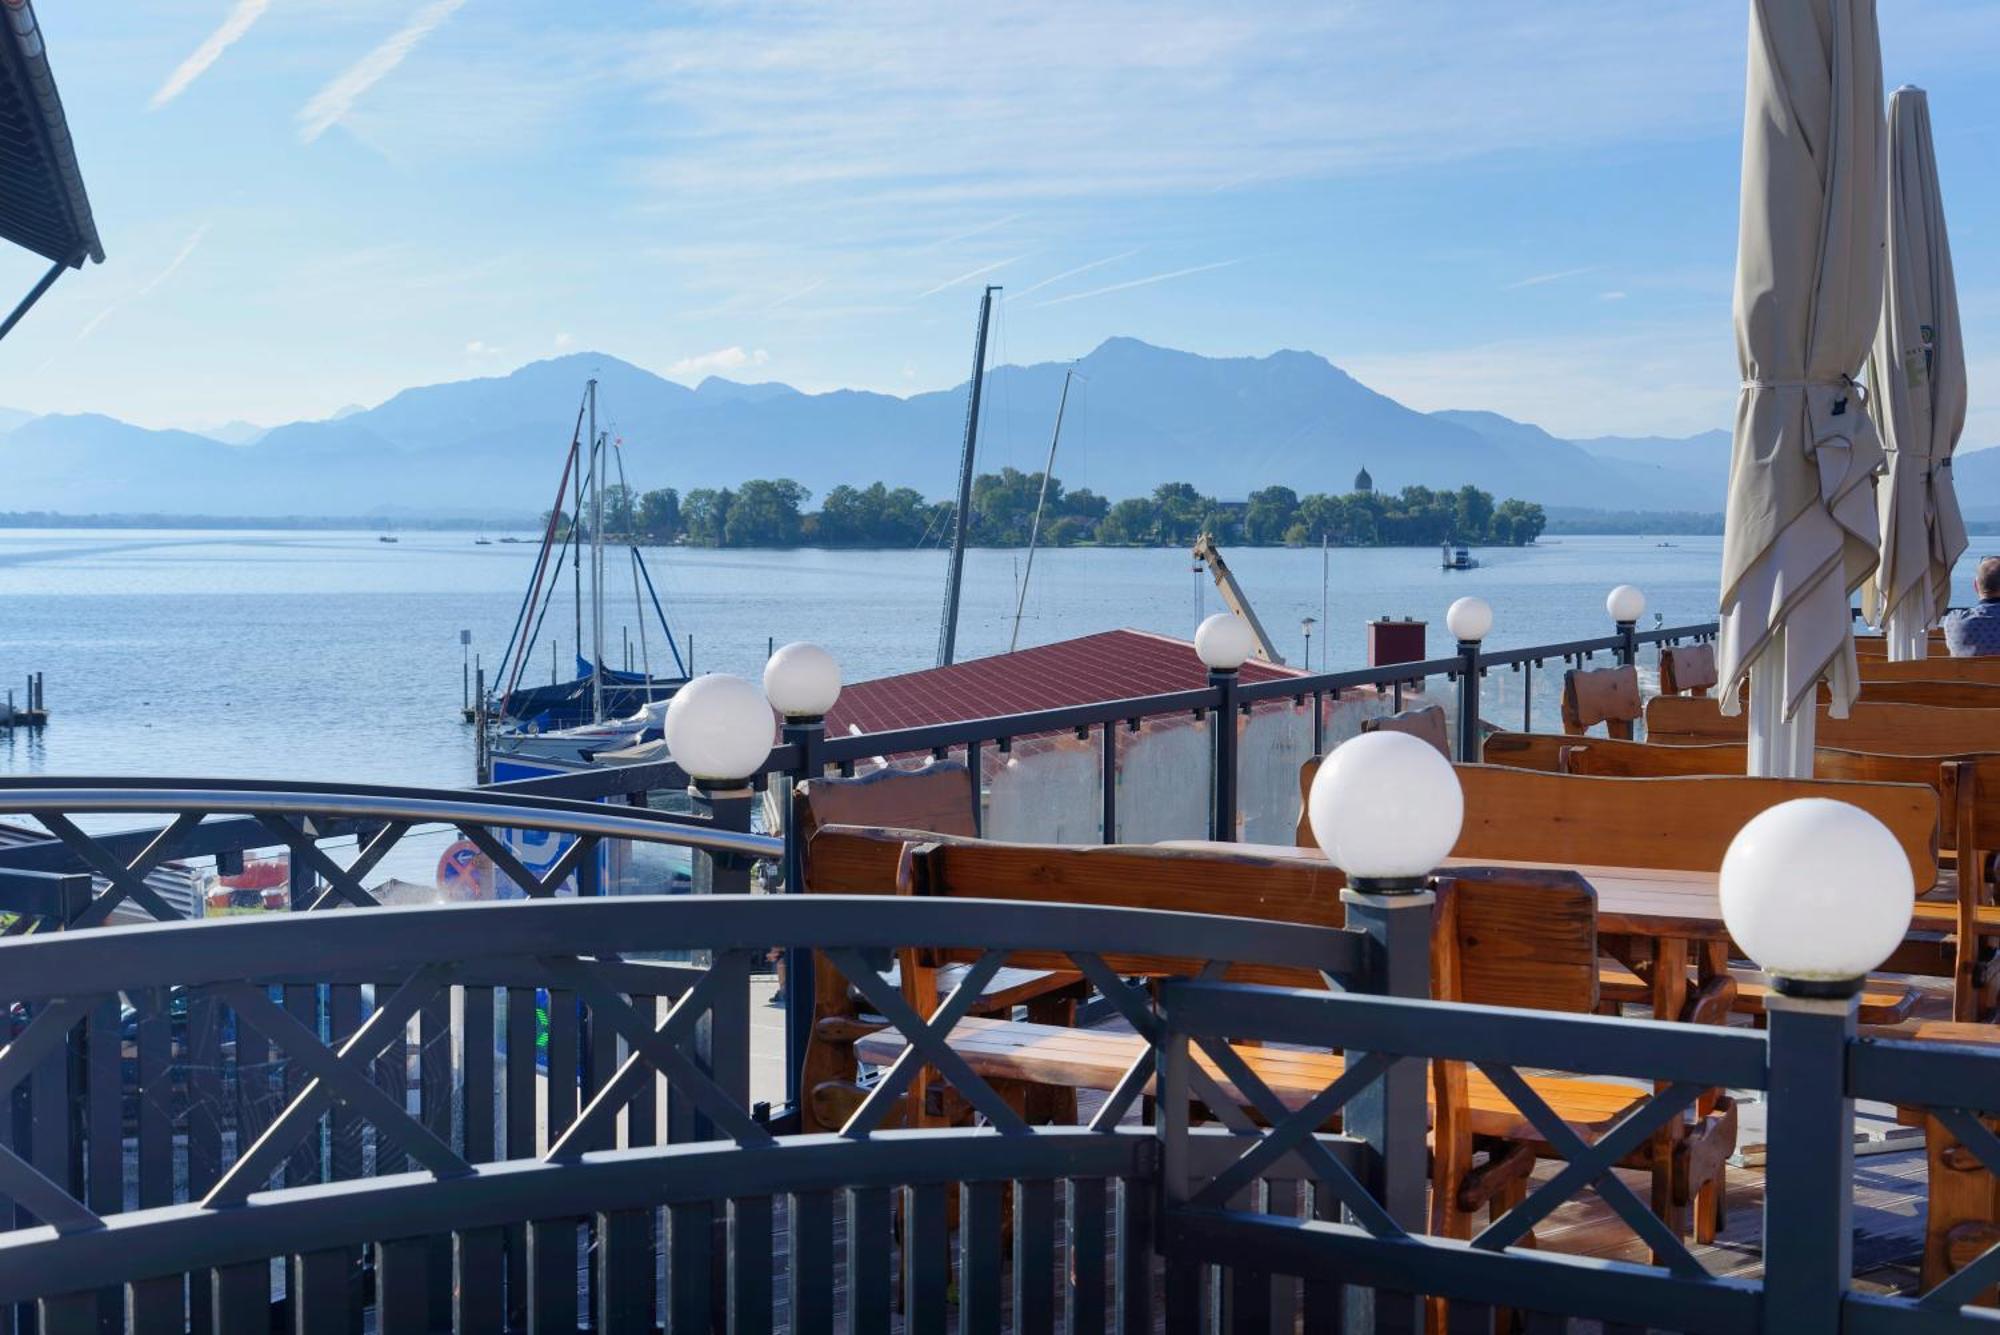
<box><xmin>1649</xmin><ymin>936</ymin><xmax>1691</xmax><ymax>1253</ymax></box>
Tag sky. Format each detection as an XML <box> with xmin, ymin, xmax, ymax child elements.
<box><xmin>3</xmin><ymin>1</ymin><xmax>1999</xmax><ymax>443</ymax></box>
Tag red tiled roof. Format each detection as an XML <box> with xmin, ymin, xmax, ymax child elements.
<box><xmin>825</xmin><ymin>629</ymin><xmax>1301</xmax><ymax>737</ymax></box>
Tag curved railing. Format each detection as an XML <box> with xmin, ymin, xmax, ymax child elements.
<box><xmin>0</xmin><ymin>893</ymin><xmax>1356</xmax><ymax>1330</ymax></box>
<box><xmin>0</xmin><ymin>781</ymin><xmax>781</xmax><ymax>927</ymax></box>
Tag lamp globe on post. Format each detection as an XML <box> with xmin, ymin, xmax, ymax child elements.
<box><xmin>1195</xmin><ymin>612</ymin><xmax>1256</xmax><ymax>674</ymax></box>
<box><xmin>761</xmin><ymin>642</ymin><xmax>842</xmax><ymax>1094</ymax></box>
<box><xmin>663</xmin><ymin>673</ymin><xmax>775</xmax><ymax>895</ymax></box>
<box><xmin>1195</xmin><ymin>612</ymin><xmax>1255</xmax><ymax>841</ymax></box>
<box><xmin>1443</xmin><ymin>596</ymin><xmax>1492</xmax><ymax>763</ymax></box>
<box><xmin>764</xmin><ymin>642</ymin><xmax>841</xmax><ymax>722</ymax></box>
<box><xmin>1606</xmin><ymin>584</ymin><xmax>1645</xmax><ymax>667</ymax></box>
<box><xmin>1444</xmin><ymin>596</ymin><xmax>1492</xmax><ymax>646</ymax></box>
<box><xmin>1719</xmin><ymin>798</ymin><xmax>1913</xmax><ymax>999</ymax></box>
<box><xmin>1308</xmin><ymin>730</ymin><xmax>1464</xmax><ymax>895</ymax></box>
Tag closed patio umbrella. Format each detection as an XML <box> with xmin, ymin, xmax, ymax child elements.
<box><xmin>1862</xmin><ymin>86</ymin><xmax>1967</xmax><ymax>660</ymax></box>
<box><xmin>1718</xmin><ymin>0</ymin><xmax>1886</xmax><ymax>778</ymax></box>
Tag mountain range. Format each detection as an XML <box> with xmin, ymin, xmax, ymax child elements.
<box><xmin>1</xmin><ymin>338</ymin><xmax>1992</xmax><ymax>520</ymax></box>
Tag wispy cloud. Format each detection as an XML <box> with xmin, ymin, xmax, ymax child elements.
<box><xmin>767</xmin><ymin>276</ymin><xmax>828</xmax><ymax>310</ymax></box>
<box><xmin>927</xmin><ymin>213</ymin><xmax>1025</xmax><ymax>250</ymax></box>
<box><xmin>1008</xmin><ymin>249</ymin><xmax>1140</xmax><ymax>302</ymax></box>
<box><xmin>1035</xmin><ymin>258</ymin><xmax>1242</xmax><ymax>307</ymax></box>
<box><xmin>1503</xmin><ymin>265</ymin><xmax>1596</xmax><ymax>290</ymax></box>
<box><xmin>1600</xmin><ymin>290</ymin><xmax>1628</xmax><ymax>301</ymax></box>
<box><xmin>36</xmin><ymin>223</ymin><xmax>212</xmax><ymax>374</ymax></box>
<box><xmin>553</xmin><ymin>331</ymin><xmax>574</xmax><ymax>349</ymax></box>
<box><xmin>298</xmin><ymin>0</ymin><xmax>468</xmax><ymax>143</ymax></box>
<box><xmin>669</xmin><ymin>346</ymin><xmax>770</xmax><ymax>378</ymax></box>
<box><xmin>917</xmin><ymin>255</ymin><xmax>1023</xmax><ymax>299</ymax></box>
<box><xmin>151</xmin><ymin>0</ymin><xmax>272</xmax><ymax>109</ymax></box>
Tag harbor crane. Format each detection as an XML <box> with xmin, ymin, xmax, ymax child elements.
<box><xmin>1191</xmin><ymin>533</ymin><xmax>1284</xmax><ymax>665</ymax></box>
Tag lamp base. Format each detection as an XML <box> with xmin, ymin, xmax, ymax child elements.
<box><xmin>1346</xmin><ymin>874</ymin><xmax>1430</xmax><ymax>896</ymax></box>
<box><xmin>1769</xmin><ymin>975</ymin><xmax>1864</xmax><ymax>1000</ymax></box>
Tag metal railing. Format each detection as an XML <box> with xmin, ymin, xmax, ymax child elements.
<box><xmin>0</xmin><ymin>885</ymin><xmax>1990</xmax><ymax>1331</ymax></box>
<box><xmin>0</xmin><ymin>620</ymin><xmax>1721</xmax><ymax>1119</ymax></box>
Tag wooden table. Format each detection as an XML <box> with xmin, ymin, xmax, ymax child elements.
<box><xmin>1162</xmin><ymin>840</ymin><xmax>1733</xmax><ymax>1240</ymax></box>
<box><xmin>1894</xmin><ymin>1022</ymin><xmax>2000</xmax><ymax>1298</ymax></box>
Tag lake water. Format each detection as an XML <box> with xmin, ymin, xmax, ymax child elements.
<box><xmin>0</xmin><ymin>529</ymin><xmax>1979</xmax><ymax>787</ymax></box>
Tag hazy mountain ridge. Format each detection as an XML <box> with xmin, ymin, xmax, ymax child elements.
<box><xmin>1</xmin><ymin>338</ymin><xmax>1988</xmax><ymax>518</ymax></box>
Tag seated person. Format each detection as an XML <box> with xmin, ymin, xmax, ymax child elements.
<box><xmin>1944</xmin><ymin>556</ymin><xmax>2000</xmax><ymax>657</ymax></box>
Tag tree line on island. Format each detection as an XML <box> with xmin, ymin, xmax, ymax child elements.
<box><xmin>550</xmin><ymin>470</ymin><xmax>1547</xmax><ymax>550</ymax></box>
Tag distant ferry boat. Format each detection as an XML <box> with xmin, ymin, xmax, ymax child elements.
<box><xmin>1441</xmin><ymin>542</ymin><xmax>1478</xmax><ymax>571</ymax></box>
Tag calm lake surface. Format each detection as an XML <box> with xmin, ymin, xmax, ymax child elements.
<box><xmin>0</xmin><ymin>530</ymin><xmax>1979</xmax><ymax>787</ymax></box>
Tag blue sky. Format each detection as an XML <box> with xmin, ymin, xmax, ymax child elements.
<box><xmin>3</xmin><ymin>1</ymin><xmax>1998</xmax><ymax>444</ymax></box>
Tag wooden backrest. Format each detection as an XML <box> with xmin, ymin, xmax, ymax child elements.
<box><xmin>1361</xmin><ymin>704</ymin><xmax>1452</xmax><ymax>759</ymax></box>
<box><xmin>1861</xmin><ymin>655</ymin><xmax>2000</xmax><ymax>683</ymax></box>
<box><xmin>1560</xmin><ymin>665</ymin><xmax>1639</xmax><ymax>739</ymax></box>
<box><xmin>1451</xmin><ymin>764</ymin><xmax>1939</xmax><ymax>882</ymax></box>
<box><xmin>1479</xmin><ymin>732</ymin><xmax>1575</xmax><ymax>774</ymax></box>
<box><xmin>1859</xmin><ymin>679</ymin><xmax>2000</xmax><ymax>708</ymax></box>
<box><xmin>1562</xmin><ymin>738</ymin><xmax>2000</xmax><ymax>849</ymax></box>
<box><xmin>1855</xmin><ymin>631</ymin><xmax>1948</xmax><ymax>657</ymax></box>
<box><xmin>1647</xmin><ymin>696</ymin><xmax>2000</xmax><ymax>755</ymax></box>
<box><xmin>797</xmin><ymin>761</ymin><xmax>977</xmax><ymax>844</ymax></box>
<box><xmin>1658</xmin><ymin>643</ymin><xmax>1718</xmax><ymax>697</ymax></box>
<box><xmin>904</xmin><ymin>835</ymin><xmax>1348</xmax><ymax>987</ymax></box>
<box><xmin>1433</xmin><ymin>867</ymin><xmax>1599</xmax><ymax>1013</ymax></box>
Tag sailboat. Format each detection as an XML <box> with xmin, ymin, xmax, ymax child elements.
<box><xmin>483</xmin><ymin>378</ymin><xmax>688</xmax><ymax>745</ymax></box>
<box><xmin>936</xmin><ymin>284</ymin><xmax>999</xmax><ymax>667</ymax></box>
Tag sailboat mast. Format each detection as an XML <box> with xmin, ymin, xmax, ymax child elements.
<box><xmin>589</xmin><ymin>378</ymin><xmax>605</xmax><ymax>723</ymax></box>
<box><xmin>1008</xmin><ymin>365</ymin><xmax>1075</xmax><ymax>653</ymax></box>
<box><xmin>937</xmin><ymin>283</ymin><xmax>999</xmax><ymax>667</ymax></box>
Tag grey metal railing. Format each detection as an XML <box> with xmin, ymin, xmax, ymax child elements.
<box><xmin>0</xmin><ymin>891</ymin><xmax>1369</xmax><ymax>1333</ymax></box>
<box><xmin>0</xmin><ymin>885</ymin><xmax>1988</xmax><ymax>1331</ymax></box>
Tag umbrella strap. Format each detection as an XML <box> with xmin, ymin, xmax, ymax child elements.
<box><xmin>1741</xmin><ymin>375</ymin><xmax>1869</xmax><ymax>403</ymax></box>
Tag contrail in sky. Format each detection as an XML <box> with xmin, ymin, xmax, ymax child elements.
<box><xmin>917</xmin><ymin>255</ymin><xmax>1022</xmax><ymax>299</ymax></box>
<box><xmin>298</xmin><ymin>0</ymin><xmax>468</xmax><ymax>143</ymax></box>
<box><xmin>1503</xmin><ymin>265</ymin><xmax>1595</xmax><ymax>290</ymax></box>
<box><xmin>1036</xmin><ymin>258</ymin><xmax>1242</xmax><ymax>307</ymax></box>
<box><xmin>1008</xmin><ymin>249</ymin><xmax>1140</xmax><ymax>301</ymax></box>
<box><xmin>151</xmin><ymin>0</ymin><xmax>272</xmax><ymax>109</ymax></box>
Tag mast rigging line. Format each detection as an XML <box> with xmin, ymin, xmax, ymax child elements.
<box><xmin>1008</xmin><ymin>365</ymin><xmax>1080</xmax><ymax>653</ymax></box>
<box><xmin>495</xmin><ymin>404</ymin><xmax>586</xmax><ymax>718</ymax></box>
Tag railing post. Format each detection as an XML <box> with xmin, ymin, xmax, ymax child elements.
<box><xmin>689</xmin><ymin>779</ymin><xmax>755</xmax><ymax>896</ymax></box>
<box><xmin>780</xmin><ymin>715</ymin><xmax>823</xmax><ymax>1109</ymax></box>
<box><xmin>1762</xmin><ymin>992</ymin><xmax>1857</xmax><ymax>1332</ymax></box>
<box><xmin>1208</xmin><ymin>668</ymin><xmax>1238</xmax><ymax>842</ymax></box>
<box><xmin>1339</xmin><ymin>886</ymin><xmax>1432</xmax><ymax>1334</ymax></box>
<box><xmin>1615</xmin><ymin>620</ymin><xmax>1639</xmax><ymax>668</ymax></box>
<box><xmin>1454</xmin><ymin>637</ymin><xmax>1482</xmax><ymax>763</ymax></box>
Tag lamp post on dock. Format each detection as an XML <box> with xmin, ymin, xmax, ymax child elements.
<box><xmin>1721</xmin><ymin>798</ymin><xmax>1913</xmax><ymax>1332</ymax></box>
<box><xmin>1607</xmin><ymin>584</ymin><xmax>1646</xmax><ymax>667</ymax></box>
<box><xmin>1444</xmin><ymin>596</ymin><xmax>1491</xmax><ymax>763</ymax></box>
<box><xmin>1196</xmin><ymin>613</ymin><xmax>1256</xmax><ymax>841</ymax></box>
<box><xmin>1300</xmin><ymin>615</ymin><xmax>1317</xmax><ymax>671</ymax></box>
<box><xmin>765</xmin><ymin>642</ymin><xmax>843</xmax><ymax>1107</ymax></box>
<box><xmin>1307</xmin><ymin>729</ymin><xmax>1460</xmax><ymax>1332</ymax></box>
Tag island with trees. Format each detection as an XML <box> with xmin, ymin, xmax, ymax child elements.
<box><xmin>553</xmin><ymin>472</ymin><xmax>1547</xmax><ymax>551</ymax></box>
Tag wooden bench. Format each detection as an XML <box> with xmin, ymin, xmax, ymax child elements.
<box><xmin>795</xmin><ymin>762</ymin><xmax>1087</xmax><ymax>1133</ymax></box>
<box><xmin>1894</xmin><ymin>1022</ymin><xmax>2000</xmax><ymax>1301</ymax></box>
<box><xmin>1362</xmin><ymin>703</ymin><xmax>1452</xmax><ymax>759</ymax></box>
<box><xmin>1561</xmin><ymin>664</ymin><xmax>1640</xmax><ymax>738</ymax></box>
<box><xmin>1861</xmin><ymin>653</ymin><xmax>2000</xmax><ymax>683</ymax></box>
<box><xmin>1646</xmin><ymin>696</ymin><xmax>2000</xmax><ymax>755</ymax></box>
<box><xmin>1659</xmin><ymin>643</ymin><xmax>1718</xmax><ymax>698</ymax></box>
<box><xmin>848</xmin><ymin>841</ymin><xmax>1692</xmax><ymax>1236</ymax></box>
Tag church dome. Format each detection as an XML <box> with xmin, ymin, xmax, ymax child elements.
<box><xmin>1353</xmin><ymin>466</ymin><xmax>1373</xmax><ymax>493</ymax></box>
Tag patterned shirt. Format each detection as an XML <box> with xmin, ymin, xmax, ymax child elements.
<box><xmin>1943</xmin><ymin>599</ymin><xmax>2000</xmax><ymax>658</ymax></box>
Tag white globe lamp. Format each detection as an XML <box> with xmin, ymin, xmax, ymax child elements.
<box><xmin>1308</xmin><ymin>730</ymin><xmax>1464</xmax><ymax>893</ymax></box>
<box><xmin>1606</xmin><ymin>585</ymin><xmax>1647</xmax><ymax>625</ymax></box>
<box><xmin>763</xmin><ymin>642</ymin><xmax>842</xmax><ymax>719</ymax></box>
<box><xmin>1195</xmin><ymin>612</ymin><xmax>1257</xmax><ymax>673</ymax></box>
<box><xmin>1719</xmin><ymin>799</ymin><xmax>1913</xmax><ymax>997</ymax></box>
<box><xmin>663</xmin><ymin>673</ymin><xmax>775</xmax><ymax>783</ymax></box>
<box><xmin>1445</xmin><ymin>596</ymin><xmax>1493</xmax><ymax>645</ymax></box>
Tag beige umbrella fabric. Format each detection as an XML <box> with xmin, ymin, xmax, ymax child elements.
<box><xmin>1862</xmin><ymin>85</ymin><xmax>1968</xmax><ymax>660</ymax></box>
<box><xmin>1718</xmin><ymin>0</ymin><xmax>1886</xmax><ymax>778</ymax></box>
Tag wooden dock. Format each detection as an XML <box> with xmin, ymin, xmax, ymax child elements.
<box><xmin>1</xmin><ymin>671</ymin><xmax>47</xmax><ymax>727</ymax></box>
